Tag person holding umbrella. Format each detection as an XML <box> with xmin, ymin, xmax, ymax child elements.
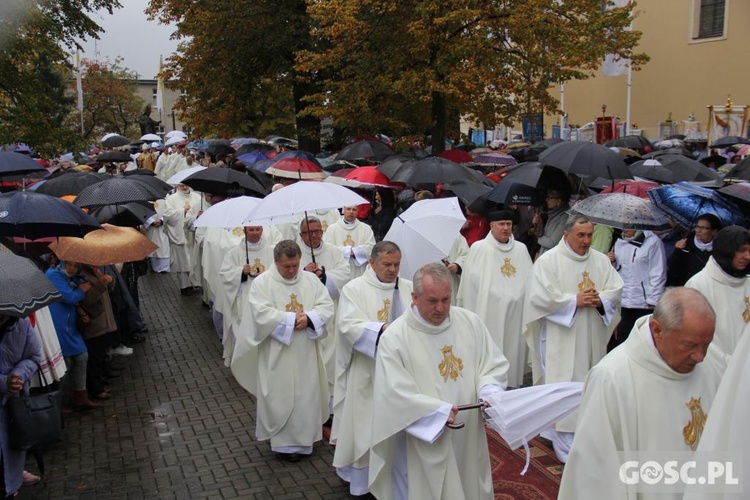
<box><xmin>532</xmin><ymin>188</ymin><xmax>570</xmax><ymax>258</ymax></box>
<box><xmin>666</xmin><ymin>213</ymin><xmax>722</xmax><ymax>287</ymax></box>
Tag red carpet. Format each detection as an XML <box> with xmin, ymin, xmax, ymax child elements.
<box><xmin>488</xmin><ymin>427</ymin><xmax>563</xmax><ymax>499</ymax></box>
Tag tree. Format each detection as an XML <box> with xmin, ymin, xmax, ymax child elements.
<box><xmin>79</xmin><ymin>58</ymin><xmax>145</xmax><ymax>140</ymax></box>
<box><xmin>147</xmin><ymin>0</ymin><xmax>320</xmax><ymax>151</ymax></box>
<box><xmin>0</xmin><ymin>1</ymin><xmax>121</xmax><ymax>155</ymax></box>
<box><xmin>298</xmin><ymin>0</ymin><xmax>648</xmax><ymax>153</ymax></box>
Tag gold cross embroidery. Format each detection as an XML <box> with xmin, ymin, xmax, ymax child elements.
<box><xmin>285</xmin><ymin>294</ymin><xmax>303</xmax><ymax>312</ymax></box>
<box><xmin>743</xmin><ymin>296</ymin><xmax>750</xmax><ymax>324</ymax></box>
<box><xmin>578</xmin><ymin>271</ymin><xmax>596</xmax><ymax>291</ymax></box>
<box><xmin>250</xmin><ymin>258</ymin><xmax>265</xmax><ymax>275</ymax></box>
<box><xmin>500</xmin><ymin>258</ymin><xmax>516</xmax><ymax>278</ymax></box>
<box><xmin>377</xmin><ymin>298</ymin><xmax>391</xmax><ymax>322</ymax></box>
<box><xmin>322</xmin><ymin>221</ymin><xmax>328</xmax><ymax>231</ymax></box>
<box><xmin>438</xmin><ymin>345</ymin><xmax>463</xmax><ymax>382</ymax></box>
<box><xmin>683</xmin><ymin>397</ymin><xmax>707</xmax><ymax>451</ymax></box>
<box><xmin>231</xmin><ymin>227</ymin><xmax>244</xmax><ymax>238</ymax></box>
<box><xmin>343</xmin><ymin>234</ymin><xmax>356</xmax><ymax>247</ymax></box>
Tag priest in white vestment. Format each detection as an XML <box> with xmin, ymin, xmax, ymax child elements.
<box><xmin>456</xmin><ymin>210</ymin><xmax>532</xmax><ymax>387</ymax></box>
<box><xmin>231</xmin><ymin>240</ymin><xmax>334</xmax><ymax>462</ymax></box>
<box><xmin>164</xmin><ymin>184</ymin><xmax>202</xmax><ymax>294</ymax></box>
<box><xmin>369</xmin><ymin>263</ymin><xmax>509</xmax><ymax>500</ymax></box>
<box><xmin>298</xmin><ymin>217</ymin><xmax>351</xmax><ymax>407</ymax></box>
<box><xmin>332</xmin><ymin>241</ymin><xmax>413</xmax><ymax>496</ymax></box>
<box><xmin>524</xmin><ymin>214</ymin><xmax>622</xmax><ymax>461</ymax></box>
<box><xmin>218</xmin><ymin>226</ymin><xmax>275</xmax><ymax>367</ymax></box>
<box><xmin>444</xmin><ymin>232</ymin><xmax>469</xmax><ymax>305</ymax></box>
<box><xmin>685</xmin><ymin>226</ymin><xmax>750</xmax><ymax>356</ymax></box>
<box><xmin>144</xmin><ymin>198</ymin><xmax>170</xmax><ymax>273</ymax></box>
<box><xmin>559</xmin><ymin>288</ymin><xmax>726</xmax><ymax>500</ymax></box>
<box><xmin>323</xmin><ymin>205</ymin><xmax>376</xmax><ymax>279</ymax></box>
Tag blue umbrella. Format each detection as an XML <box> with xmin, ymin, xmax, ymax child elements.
<box><xmin>250</xmin><ymin>158</ymin><xmax>276</xmax><ymax>173</ymax></box>
<box><xmin>237</xmin><ymin>151</ymin><xmax>268</xmax><ymax>166</ymax></box>
<box><xmin>0</xmin><ymin>191</ymin><xmax>102</xmax><ymax>239</ymax></box>
<box><xmin>0</xmin><ymin>152</ymin><xmax>47</xmax><ymax>178</ymax></box>
<box><xmin>273</xmin><ymin>150</ymin><xmax>322</xmax><ymax>168</ymax></box>
<box><xmin>647</xmin><ymin>181</ymin><xmax>744</xmax><ymax>229</ymax></box>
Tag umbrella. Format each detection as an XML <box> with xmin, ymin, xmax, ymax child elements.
<box><xmin>0</xmin><ymin>253</ymin><xmax>61</xmax><ymax>318</ymax></box>
<box><xmin>235</xmin><ymin>143</ymin><xmax>274</xmax><ymax>156</ymax></box>
<box><xmin>492</xmin><ymin>161</ymin><xmax>572</xmax><ymax>193</ymax></box>
<box><xmin>568</xmin><ymin>193</ymin><xmax>671</xmax><ymax>231</ymax></box>
<box><xmin>207</xmin><ymin>143</ymin><xmax>235</xmax><ymax>157</ymax></box>
<box><xmin>165</xmin><ymin>130</ymin><xmax>187</xmax><ymax>139</ymax></box>
<box><xmin>165</xmin><ymin>136</ymin><xmax>185</xmax><ymax>147</ymax></box>
<box><xmin>387</xmin><ymin>157</ymin><xmax>477</xmax><ymax>185</ymax></box>
<box><xmin>709</xmin><ymin>136</ymin><xmax>750</xmax><ymax>149</ymax></box>
<box><xmin>438</xmin><ymin>149</ymin><xmax>473</xmax><ymax>163</ymax></box>
<box><xmin>96</xmin><ymin>151</ymin><xmax>132</xmax><ymax>163</ymax></box>
<box><xmin>343</xmin><ymin>166</ymin><xmax>401</xmax><ymax>189</ymax></box>
<box><xmin>236</xmin><ymin>152</ymin><xmax>268</xmax><ymax>166</ymax></box>
<box><xmin>180</xmin><ymin>168</ymin><xmax>266</xmax><ymax>197</ymax></box>
<box><xmin>648</xmin><ymin>181</ymin><xmax>745</xmax><ymax>229</ymax></box>
<box><xmin>49</xmin><ymin>223</ymin><xmax>158</xmax><ymax>266</ymax></box>
<box><xmin>604</xmin><ymin>135</ymin><xmax>651</xmax><ymax>150</ymax></box>
<box><xmin>139</xmin><ymin>133</ymin><xmax>161</xmax><ymax>142</ymax></box>
<box><xmin>74</xmin><ymin>177</ymin><xmax>166</xmax><ymax>208</ymax></box>
<box><xmin>473</xmin><ymin>154</ymin><xmax>518</xmax><ymax>167</ymax></box>
<box><xmin>629</xmin><ymin>154</ymin><xmax>723</xmax><ymax>186</ymax></box>
<box><xmin>244</xmin><ymin>182</ymin><xmax>367</xmax><ymax>226</ymax></box>
<box><xmin>486</xmin><ymin>179</ymin><xmax>540</xmax><ymax>206</ymax></box>
<box><xmin>249</xmin><ymin>158</ymin><xmax>276</xmax><ymax>173</ymax></box>
<box><xmin>336</xmin><ymin>140</ymin><xmax>394</xmax><ymax>162</ymax></box>
<box><xmin>122</xmin><ymin>168</ymin><xmax>156</xmax><ymax>177</ymax></box>
<box><xmin>376</xmin><ymin>156</ymin><xmax>413</xmax><ymax>179</ymax></box>
<box><xmin>0</xmin><ymin>191</ymin><xmax>102</xmax><ymax>239</ymax></box>
<box><xmin>600</xmin><ymin>180</ymin><xmax>660</xmax><ymax>199</ymax></box>
<box><xmin>122</xmin><ymin>175</ymin><xmax>172</xmax><ymax>199</ymax></box>
<box><xmin>384</xmin><ymin>197</ymin><xmax>466</xmax><ymax>280</ymax></box>
<box><xmin>166</xmin><ymin>166</ymin><xmax>207</xmax><ymax>186</ymax></box>
<box><xmin>265</xmin><ymin>158</ymin><xmax>326</xmax><ymax>180</ymax></box>
<box><xmin>718</xmin><ymin>183</ymin><xmax>750</xmax><ymax>204</ymax></box>
<box><xmin>34</xmin><ymin>172</ymin><xmax>108</xmax><ymax>197</ymax></box>
<box><xmin>442</xmin><ymin>180</ymin><xmax>493</xmax><ymax>212</ymax></box>
<box><xmin>539</xmin><ymin>141</ymin><xmax>632</xmax><ymax>180</ymax></box>
<box><xmin>723</xmin><ymin>157</ymin><xmax>750</xmax><ymax>181</ymax></box>
<box><xmin>89</xmin><ymin>201</ymin><xmax>157</xmax><ymax>227</ymax></box>
<box><xmin>273</xmin><ymin>150</ymin><xmax>322</xmax><ymax>168</ymax></box>
<box><xmin>609</xmin><ymin>147</ymin><xmax>642</xmax><ymax>159</ymax></box>
<box><xmin>0</xmin><ymin>152</ymin><xmax>48</xmax><ymax>178</ymax></box>
<box><xmin>194</xmin><ymin>196</ymin><xmax>262</xmax><ymax>228</ymax></box>
<box><xmin>101</xmin><ymin>134</ymin><xmax>131</xmax><ymax>148</ymax></box>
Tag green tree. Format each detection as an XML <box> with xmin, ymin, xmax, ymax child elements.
<box><xmin>147</xmin><ymin>0</ymin><xmax>320</xmax><ymax>151</ymax></box>
<box><xmin>299</xmin><ymin>0</ymin><xmax>648</xmax><ymax>153</ymax></box>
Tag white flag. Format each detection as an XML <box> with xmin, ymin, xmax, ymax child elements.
<box><xmin>603</xmin><ymin>0</ymin><xmax>631</xmax><ymax>77</ymax></box>
<box><xmin>156</xmin><ymin>55</ymin><xmax>165</xmax><ymax>113</ymax></box>
<box><xmin>75</xmin><ymin>51</ymin><xmax>83</xmax><ymax>111</ymax></box>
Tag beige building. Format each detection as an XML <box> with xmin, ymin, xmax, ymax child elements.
<box><xmin>135</xmin><ymin>79</ymin><xmax>187</xmax><ymax>136</ymax></box>
<box><xmin>548</xmin><ymin>0</ymin><xmax>749</xmax><ymax>142</ymax></box>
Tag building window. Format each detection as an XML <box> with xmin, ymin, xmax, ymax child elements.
<box><xmin>152</xmin><ymin>88</ymin><xmax>158</xmax><ymax>106</ymax></box>
<box><xmin>695</xmin><ymin>0</ymin><xmax>726</xmax><ymax>39</ymax></box>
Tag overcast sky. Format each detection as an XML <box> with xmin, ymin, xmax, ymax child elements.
<box><xmin>76</xmin><ymin>0</ymin><xmax>180</xmax><ymax>79</ymax></box>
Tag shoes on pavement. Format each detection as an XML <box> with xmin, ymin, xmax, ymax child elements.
<box><xmin>323</xmin><ymin>415</ymin><xmax>334</xmax><ymax>428</ymax></box>
<box><xmin>93</xmin><ymin>391</ymin><xmax>111</xmax><ymax>400</ymax></box>
<box><xmin>107</xmin><ymin>344</ymin><xmax>133</xmax><ymax>357</ymax></box>
<box><xmin>124</xmin><ymin>334</ymin><xmax>146</xmax><ymax>345</ymax></box>
<box><xmin>277</xmin><ymin>453</ymin><xmax>301</xmax><ymax>463</ymax></box>
<box><xmin>180</xmin><ymin>287</ymin><xmax>193</xmax><ymax>296</ymax></box>
<box><xmin>22</xmin><ymin>471</ymin><xmax>41</xmax><ymax>487</ymax></box>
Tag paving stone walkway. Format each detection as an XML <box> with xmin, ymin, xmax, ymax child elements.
<box><xmin>19</xmin><ymin>271</ymin><xmax>350</xmax><ymax>499</ymax></box>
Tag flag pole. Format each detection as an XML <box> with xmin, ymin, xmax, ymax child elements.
<box><xmin>76</xmin><ymin>51</ymin><xmax>84</xmax><ymax>135</ymax></box>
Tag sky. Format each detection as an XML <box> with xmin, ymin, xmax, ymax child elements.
<box><xmin>76</xmin><ymin>0</ymin><xmax>180</xmax><ymax>80</ymax></box>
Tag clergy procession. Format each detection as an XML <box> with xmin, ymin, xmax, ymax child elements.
<box><xmin>4</xmin><ymin>131</ymin><xmax>750</xmax><ymax>500</ymax></box>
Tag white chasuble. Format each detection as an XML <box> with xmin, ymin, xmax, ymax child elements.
<box><xmin>686</xmin><ymin>257</ymin><xmax>750</xmax><ymax>356</ymax></box>
<box><xmin>369</xmin><ymin>307</ymin><xmax>509</xmax><ymax>500</ymax></box>
<box><xmin>231</xmin><ymin>265</ymin><xmax>333</xmax><ymax>447</ymax></box>
<box><xmin>456</xmin><ymin>235</ymin><xmax>532</xmax><ymax>387</ymax></box>
<box><xmin>559</xmin><ymin>316</ymin><xmax>726</xmax><ymax>500</ymax></box>
<box><xmin>323</xmin><ymin>218</ymin><xmax>376</xmax><ymax>279</ymax></box>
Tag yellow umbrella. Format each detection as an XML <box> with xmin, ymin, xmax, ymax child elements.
<box><xmin>49</xmin><ymin>223</ymin><xmax>157</xmax><ymax>266</ymax></box>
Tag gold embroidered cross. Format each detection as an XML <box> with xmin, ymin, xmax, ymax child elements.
<box><xmin>377</xmin><ymin>299</ymin><xmax>391</xmax><ymax>322</ymax></box>
<box><xmin>286</xmin><ymin>294</ymin><xmax>303</xmax><ymax>312</ymax></box>
<box><xmin>578</xmin><ymin>271</ymin><xmax>596</xmax><ymax>291</ymax></box>
<box><xmin>683</xmin><ymin>397</ymin><xmax>707</xmax><ymax>451</ymax></box>
<box><xmin>343</xmin><ymin>234</ymin><xmax>356</xmax><ymax>247</ymax></box>
<box><xmin>742</xmin><ymin>296</ymin><xmax>750</xmax><ymax>324</ymax></box>
<box><xmin>250</xmin><ymin>258</ymin><xmax>265</xmax><ymax>275</ymax></box>
<box><xmin>438</xmin><ymin>345</ymin><xmax>463</xmax><ymax>382</ymax></box>
<box><xmin>500</xmin><ymin>258</ymin><xmax>516</xmax><ymax>278</ymax></box>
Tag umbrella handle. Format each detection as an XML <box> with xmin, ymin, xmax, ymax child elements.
<box><xmin>445</xmin><ymin>402</ymin><xmax>488</xmax><ymax>430</ymax></box>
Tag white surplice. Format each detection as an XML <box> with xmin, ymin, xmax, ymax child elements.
<box><xmin>445</xmin><ymin>233</ymin><xmax>470</xmax><ymax>305</ymax></box>
<box><xmin>323</xmin><ymin>218</ymin><xmax>376</xmax><ymax>279</ymax></box>
<box><xmin>456</xmin><ymin>235</ymin><xmax>532</xmax><ymax>387</ymax></box>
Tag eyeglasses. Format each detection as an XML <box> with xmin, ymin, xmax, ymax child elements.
<box><xmin>695</xmin><ymin>225</ymin><xmax>714</xmax><ymax>232</ymax></box>
<box><xmin>301</xmin><ymin>230</ymin><xmax>323</xmax><ymax>236</ymax></box>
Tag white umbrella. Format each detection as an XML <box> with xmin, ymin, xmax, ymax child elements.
<box><xmin>243</xmin><ymin>182</ymin><xmax>367</xmax><ymax>226</ymax></box>
<box><xmin>165</xmin><ymin>130</ymin><xmax>187</xmax><ymax>139</ymax></box>
<box><xmin>166</xmin><ymin>166</ymin><xmax>207</xmax><ymax>186</ymax></box>
<box><xmin>384</xmin><ymin>197</ymin><xmax>466</xmax><ymax>280</ymax></box>
<box><xmin>140</xmin><ymin>133</ymin><xmax>161</xmax><ymax>142</ymax></box>
<box><xmin>194</xmin><ymin>196</ymin><xmax>261</xmax><ymax>228</ymax></box>
<box><xmin>165</xmin><ymin>136</ymin><xmax>185</xmax><ymax>147</ymax></box>
<box><xmin>482</xmin><ymin>382</ymin><xmax>584</xmax><ymax>474</ymax></box>
<box><xmin>100</xmin><ymin>132</ymin><xmax>119</xmax><ymax>142</ymax></box>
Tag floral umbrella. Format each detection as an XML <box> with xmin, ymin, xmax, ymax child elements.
<box><xmin>568</xmin><ymin>193</ymin><xmax>671</xmax><ymax>231</ymax></box>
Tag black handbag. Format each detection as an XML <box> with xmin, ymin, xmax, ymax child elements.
<box><xmin>6</xmin><ymin>363</ymin><xmax>63</xmax><ymax>451</ymax></box>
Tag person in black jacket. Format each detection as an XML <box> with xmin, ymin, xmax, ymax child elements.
<box><xmin>666</xmin><ymin>213</ymin><xmax>721</xmax><ymax>286</ymax></box>
<box><xmin>366</xmin><ymin>189</ymin><xmax>397</xmax><ymax>242</ymax></box>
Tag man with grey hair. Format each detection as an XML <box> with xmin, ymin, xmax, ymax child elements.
<box><xmin>559</xmin><ymin>288</ymin><xmax>726</xmax><ymax>499</ymax></box>
<box><xmin>231</xmin><ymin>240</ymin><xmax>334</xmax><ymax>463</ymax></box>
<box><xmin>332</xmin><ymin>241</ymin><xmax>412</xmax><ymax>496</ymax></box>
<box><xmin>524</xmin><ymin>214</ymin><xmax>623</xmax><ymax>462</ymax></box>
<box><xmin>369</xmin><ymin>262</ymin><xmax>509</xmax><ymax>499</ymax></box>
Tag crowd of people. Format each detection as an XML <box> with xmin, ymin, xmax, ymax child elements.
<box><xmin>3</xmin><ymin>134</ymin><xmax>750</xmax><ymax>499</ymax></box>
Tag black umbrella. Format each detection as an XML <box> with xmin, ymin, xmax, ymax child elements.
<box><xmin>0</xmin><ymin>152</ymin><xmax>47</xmax><ymax>178</ymax></box>
<box><xmin>723</xmin><ymin>157</ymin><xmax>750</xmax><ymax>180</ymax></box>
<box><xmin>376</xmin><ymin>156</ymin><xmax>413</xmax><ymax>179</ymax></box>
<box><xmin>629</xmin><ymin>154</ymin><xmax>723</xmax><ymax>186</ymax></box>
<box><xmin>0</xmin><ymin>253</ymin><xmax>61</xmax><ymax>318</ymax></box>
<box><xmin>101</xmin><ymin>135</ymin><xmax>131</xmax><ymax>148</ymax></box>
<box><xmin>96</xmin><ymin>151</ymin><xmax>132</xmax><ymax>163</ymax></box>
<box><xmin>336</xmin><ymin>140</ymin><xmax>395</xmax><ymax>162</ymax></box>
<box><xmin>642</xmin><ymin>148</ymin><xmax>694</xmax><ymax>159</ymax></box>
<box><xmin>180</xmin><ymin>168</ymin><xmax>267</xmax><ymax>197</ymax></box>
<box><xmin>0</xmin><ymin>191</ymin><xmax>102</xmax><ymax>239</ymax></box>
<box><xmin>34</xmin><ymin>171</ymin><xmax>108</xmax><ymax>197</ymax></box>
<box><xmin>604</xmin><ymin>135</ymin><xmax>651</xmax><ymax>150</ymax></box>
<box><xmin>486</xmin><ymin>179</ymin><xmax>540</xmax><ymax>206</ymax></box>
<box><xmin>539</xmin><ymin>141</ymin><xmax>632</xmax><ymax>180</ymax></box>
<box><xmin>122</xmin><ymin>168</ymin><xmax>157</xmax><ymax>177</ymax></box>
<box><xmin>127</xmin><ymin>175</ymin><xmax>173</xmax><ymax>198</ymax></box>
<box><xmin>443</xmin><ymin>180</ymin><xmax>493</xmax><ymax>210</ymax></box>
<box><xmin>386</xmin><ymin>157</ymin><xmax>477</xmax><ymax>185</ymax></box>
<box><xmin>235</xmin><ymin>143</ymin><xmax>274</xmax><ymax>156</ymax></box>
<box><xmin>496</xmin><ymin>161</ymin><xmax>574</xmax><ymax>192</ymax></box>
<box><xmin>709</xmin><ymin>136</ymin><xmax>750</xmax><ymax>149</ymax></box>
<box><xmin>207</xmin><ymin>143</ymin><xmax>236</xmax><ymax>157</ymax></box>
<box><xmin>74</xmin><ymin>177</ymin><xmax>165</xmax><ymax>208</ymax></box>
<box><xmin>90</xmin><ymin>201</ymin><xmax>156</xmax><ymax>228</ymax></box>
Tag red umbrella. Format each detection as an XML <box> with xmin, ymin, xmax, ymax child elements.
<box><xmin>266</xmin><ymin>157</ymin><xmax>326</xmax><ymax>180</ymax></box>
<box><xmin>343</xmin><ymin>166</ymin><xmax>402</xmax><ymax>189</ymax></box>
<box><xmin>600</xmin><ymin>180</ymin><xmax>660</xmax><ymax>199</ymax></box>
<box><xmin>438</xmin><ymin>149</ymin><xmax>473</xmax><ymax>163</ymax></box>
